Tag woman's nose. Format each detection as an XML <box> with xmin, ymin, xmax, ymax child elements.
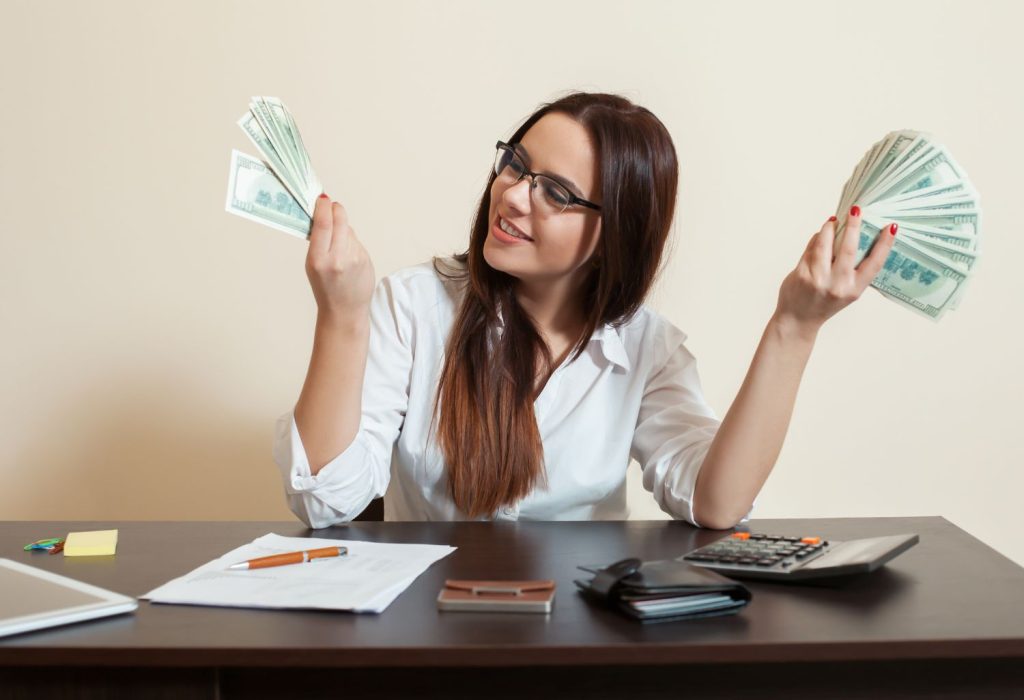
<box><xmin>502</xmin><ymin>177</ymin><xmax>533</xmax><ymax>213</ymax></box>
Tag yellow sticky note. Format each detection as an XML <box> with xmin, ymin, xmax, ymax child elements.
<box><xmin>64</xmin><ymin>529</ymin><xmax>118</xmax><ymax>556</ymax></box>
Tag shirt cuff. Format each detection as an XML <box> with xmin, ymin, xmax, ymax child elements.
<box><xmin>274</xmin><ymin>411</ymin><xmax>385</xmax><ymax>528</ymax></box>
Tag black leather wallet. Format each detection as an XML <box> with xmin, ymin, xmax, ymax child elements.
<box><xmin>574</xmin><ymin>557</ymin><xmax>752</xmax><ymax>623</ymax></box>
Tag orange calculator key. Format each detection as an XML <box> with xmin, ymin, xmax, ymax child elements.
<box><xmin>731</xmin><ymin>532</ymin><xmax>751</xmax><ymax>540</ymax></box>
<box><xmin>800</xmin><ymin>537</ymin><xmax>821</xmax><ymax>544</ymax></box>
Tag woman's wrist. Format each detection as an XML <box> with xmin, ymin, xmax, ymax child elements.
<box><xmin>316</xmin><ymin>305</ymin><xmax>370</xmax><ymax>335</ymax></box>
<box><xmin>767</xmin><ymin>311</ymin><xmax>820</xmax><ymax>347</ymax></box>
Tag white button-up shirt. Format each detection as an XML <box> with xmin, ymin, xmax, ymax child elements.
<box><xmin>274</xmin><ymin>259</ymin><xmax>755</xmax><ymax>529</ymax></box>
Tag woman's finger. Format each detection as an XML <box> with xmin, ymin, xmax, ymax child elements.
<box><xmin>834</xmin><ymin>204</ymin><xmax>862</xmax><ymax>269</ymax></box>
<box><xmin>309</xmin><ymin>193</ymin><xmax>333</xmax><ymax>257</ymax></box>
<box><xmin>854</xmin><ymin>221</ymin><xmax>899</xmax><ymax>289</ymax></box>
<box><xmin>807</xmin><ymin>217</ymin><xmax>834</xmax><ymax>279</ymax></box>
<box><xmin>328</xmin><ymin>201</ymin><xmax>350</xmax><ymax>253</ymax></box>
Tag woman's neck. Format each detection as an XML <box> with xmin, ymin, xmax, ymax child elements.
<box><xmin>514</xmin><ymin>276</ymin><xmax>585</xmax><ymax>341</ymax></box>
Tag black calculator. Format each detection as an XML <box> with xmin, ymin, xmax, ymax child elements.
<box><xmin>680</xmin><ymin>531</ymin><xmax>919</xmax><ymax>582</ymax></box>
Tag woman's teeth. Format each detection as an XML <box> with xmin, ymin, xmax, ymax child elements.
<box><xmin>499</xmin><ymin>218</ymin><xmax>530</xmax><ymax>240</ymax></box>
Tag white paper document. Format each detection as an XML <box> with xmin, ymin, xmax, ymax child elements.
<box><xmin>141</xmin><ymin>533</ymin><xmax>456</xmax><ymax>613</ymax></box>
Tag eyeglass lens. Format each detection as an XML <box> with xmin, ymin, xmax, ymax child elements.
<box><xmin>494</xmin><ymin>147</ymin><xmax>574</xmax><ymax>215</ymax></box>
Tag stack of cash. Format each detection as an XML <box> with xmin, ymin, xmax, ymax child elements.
<box><xmin>834</xmin><ymin>129</ymin><xmax>981</xmax><ymax>321</ymax></box>
<box><xmin>225</xmin><ymin>96</ymin><xmax>320</xmax><ymax>240</ymax></box>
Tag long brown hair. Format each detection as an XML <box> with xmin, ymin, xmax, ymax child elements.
<box><xmin>431</xmin><ymin>91</ymin><xmax>679</xmax><ymax>518</ymax></box>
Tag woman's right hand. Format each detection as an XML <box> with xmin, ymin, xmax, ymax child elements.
<box><xmin>305</xmin><ymin>193</ymin><xmax>376</xmax><ymax>322</ymax></box>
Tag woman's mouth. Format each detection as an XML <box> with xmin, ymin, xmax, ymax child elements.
<box><xmin>492</xmin><ymin>216</ymin><xmax>533</xmax><ymax>243</ymax></box>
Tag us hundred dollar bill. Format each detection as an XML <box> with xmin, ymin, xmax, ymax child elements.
<box><xmin>225</xmin><ymin>149</ymin><xmax>311</xmax><ymax>240</ymax></box>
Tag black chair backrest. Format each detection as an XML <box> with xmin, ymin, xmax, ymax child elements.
<box><xmin>353</xmin><ymin>497</ymin><xmax>384</xmax><ymax>522</ymax></box>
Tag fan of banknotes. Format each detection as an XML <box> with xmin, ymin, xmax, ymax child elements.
<box><xmin>832</xmin><ymin>129</ymin><xmax>981</xmax><ymax>321</ymax></box>
<box><xmin>225</xmin><ymin>96</ymin><xmax>320</xmax><ymax>240</ymax></box>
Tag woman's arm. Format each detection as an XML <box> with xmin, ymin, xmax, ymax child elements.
<box><xmin>691</xmin><ymin>314</ymin><xmax>815</xmax><ymax>528</ymax></box>
<box><xmin>294</xmin><ymin>194</ymin><xmax>376</xmax><ymax>476</ymax></box>
<box><xmin>692</xmin><ymin>208</ymin><xmax>898</xmax><ymax>529</ymax></box>
<box><xmin>277</xmin><ymin>271</ymin><xmax>416</xmax><ymax>528</ymax></box>
<box><xmin>294</xmin><ymin>311</ymin><xmax>370</xmax><ymax>475</ymax></box>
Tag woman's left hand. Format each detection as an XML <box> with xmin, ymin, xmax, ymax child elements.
<box><xmin>774</xmin><ymin>205</ymin><xmax>898</xmax><ymax>336</ymax></box>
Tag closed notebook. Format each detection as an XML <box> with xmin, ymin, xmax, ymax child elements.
<box><xmin>437</xmin><ymin>579</ymin><xmax>555</xmax><ymax>613</ymax></box>
<box><xmin>575</xmin><ymin>557</ymin><xmax>751</xmax><ymax>623</ymax></box>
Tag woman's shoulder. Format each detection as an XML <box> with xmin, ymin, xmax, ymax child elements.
<box><xmin>377</xmin><ymin>255</ymin><xmax>467</xmax><ymax>316</ymax></box>
<box><xmin>619</xmin><ymin>304</ymin><xmax>689</xmax><ymax>345</ymax></box>
<box><xmin>613</xmin><ymin>304</ymin><xmax>694</xmax><ymax>372</ymax></box>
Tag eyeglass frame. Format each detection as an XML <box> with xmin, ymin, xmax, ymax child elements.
<box><xmin>494</xmin><ymin>140</ymin><xmax>602</xmax><ymax>213</ymax></box>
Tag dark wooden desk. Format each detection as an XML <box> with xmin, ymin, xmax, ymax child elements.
<box><xmin>1</xmin><ymin>518</ymin><xmax>1022</xmax><ymax>699</ymax></box>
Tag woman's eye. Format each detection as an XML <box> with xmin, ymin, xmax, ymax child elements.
<box><xmin>544</xmin><ymin>183</ymin><xmax>570</xmax><ymax>204</ymax></box>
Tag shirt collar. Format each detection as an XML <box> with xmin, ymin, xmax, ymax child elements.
<box><xmin>494</xmin><ymin>305</ymin><xmax>631</xmax><ymax>372</ymax></box>
<box><xmin>589</xmin><ymin>322</ymin><xmax>631</xmax><ymax>372</ymax></box>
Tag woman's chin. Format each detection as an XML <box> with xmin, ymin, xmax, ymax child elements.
<box><xmin>482</xmin><ymin>241</ymin><xmax>513</xmax><ymax>275</ymax></box>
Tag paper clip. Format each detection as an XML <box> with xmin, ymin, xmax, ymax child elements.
<box><xmin>23</xmin><ymin>538</ymin><xmax>64</xmax><ymax>552</ymax></box>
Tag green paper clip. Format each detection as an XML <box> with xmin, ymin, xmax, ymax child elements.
<box><xmin>23</xmin><ymin>538</ymin><xmax>64</xmax><ymax>551</ymax></box>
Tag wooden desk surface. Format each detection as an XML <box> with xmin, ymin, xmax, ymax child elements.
<box><xmin>1</xmin><ymin>517</ymin><xmax>1022</xmax><ymax>669</ymax></box>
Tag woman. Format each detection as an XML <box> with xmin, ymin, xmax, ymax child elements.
<box><xmin>273</xmin><ymin>91</ymin><xmax>898</xmax><ymax>530</ymax></box>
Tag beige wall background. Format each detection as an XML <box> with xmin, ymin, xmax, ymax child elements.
<box><xmin>3</xmin><ymin>1</ymin><xmax>1022</xmax><ymax>564</ymax></box>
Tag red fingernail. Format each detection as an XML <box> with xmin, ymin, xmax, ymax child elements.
<box><xmin>318</xmin><ymin>193</ymin><xmax>328</xmax><ymax>199</ymax></box>
<box><xmin>850</xmin><ymin>205</ymin><xmax>861</xmax><ymax>217</ymax></box>
<box><xmin>828</xmin><ymin>216</ymin><xmax>837</xmax><ymax>222</ymax></box>
<box><xmin>890</xmin><ymin>223</ymin><xmax>898</xmax><ymax>236</ymax></box>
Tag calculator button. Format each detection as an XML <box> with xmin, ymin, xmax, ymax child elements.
<box><xmin>755</xmin><ymin>559</ymin><xmax>775</xmax><ymax>566</ymax></box>
<box><xmin>731</xmin><ymin>533</ymin><xmax>751</xmax><ymax>540</ymax></box>
<box><xmin>801</xmin><ymin>537</ymin><xmax>821</xmax><ymax>545</ymax></box>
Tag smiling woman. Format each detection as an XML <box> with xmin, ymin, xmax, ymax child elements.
<box><xmin>432</xmin><ymin>94</ymin><xmax>681</xmax><ymax>518</ymax></box>
<box><xmin>279</xmin><ymin>91</ymin><xmax>726</xmax><ymax>528</ymax></box>
<box><xmin>278</xmin><ymin>89</ymin><xmax>881</xmax><ymax>529</ymax></box>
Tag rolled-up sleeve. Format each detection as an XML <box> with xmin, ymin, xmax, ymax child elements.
<box><xmin>631</xmin><ymin>325</ymin><xmax>754</xmax><ymax>528</ymax></box>
<box><xmin>273</xmin><ymin>273</ymin><xmax>414</xmax><ymax>529</ymax></box>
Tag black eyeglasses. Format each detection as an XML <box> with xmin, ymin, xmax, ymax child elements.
<box><xmin>493</xmin><ymin>141</ymin><xmax>601</xmax><ymax>215</ymax></box>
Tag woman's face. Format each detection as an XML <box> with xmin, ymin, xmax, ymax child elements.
<box><xmin>484</xmin><ymin>112</ymin><xmax>602</xmax><ymax>290</ymax></box>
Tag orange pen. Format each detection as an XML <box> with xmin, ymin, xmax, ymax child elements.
<box><xmin>226</xmin><ymin>546</ymin><xmax>347</xmax><ymax>571</ymax></box>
